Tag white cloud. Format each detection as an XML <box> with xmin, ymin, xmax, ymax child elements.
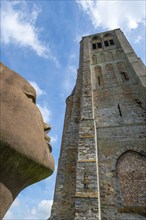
<box><xmin>134</xmin><ymin>35</ymin><xmax>142</xmax><ymax>44</ymax></box>
<box><xmin>29</xmin><ymin>81</ymin><xmax>46</xmax><ymax>97</ymax></box>
<box><xmin>31</xmin><ymin>200</ymin><xmax>53</xmax><ymax>219</ymax></box>
<box><xmin>68</xmin><ymin>65</ymin><xmax>76</xmax><ymax>74</ymax></box>
<box><xmin>76</xmin><ymin>0</ymin><xmax>145</xmax><ymax>32</ymax></box>
<box><xmin>50</xmin><ymin>135</ymin><xmax>58</xmax><ymax>144</ymax></box>
<box><xmin>1</xmin><ymin>1</ymin><xmax>59</xmax><ymax>65</ymax></box>
<box><xmin>1</xmin><ymin>2</ymin><xmax>47</xmax><ymax>57</ymax></box>
<box><xmin>37</xmin><ymin>104</ymin><xmax>51</xmax><ymax>123</ymax></box>
<box><xmin>4</xmin><ymin>199</ymin><xmax>53</xmax><ymax>220</ymax></box>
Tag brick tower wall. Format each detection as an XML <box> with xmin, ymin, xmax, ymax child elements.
<box><xmin>50</xmin><ymin>29</ymin><xmax>146</xmax><ymax>220</ymax></box>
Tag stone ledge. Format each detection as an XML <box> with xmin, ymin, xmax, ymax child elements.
<box><xmin>75</xmin><ymin>192</ymin><xmax>98</xmax><ymax>198</ymax></box>
<box><xmin>101</xmin><ymin>204</ymin><xmax>116</xmax><ymax>207</ymax></box>
<box><xmin>118</xmin><ymin>206</ymin><xmax>146</xmax><ymax>215</ymax></box>
<box><xmin>79</xmin><ymin>135</ymin><xmax>95</xmax><ymax>139</ymax></box>
<box><xmin>77</xmin><ymin>159</ymin><xmax>96</xmax><ymax>163</ymax></box>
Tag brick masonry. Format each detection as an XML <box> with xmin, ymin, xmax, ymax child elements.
<box><xmin>49</xmin><ymin>29</ymin><xmax>146</xmax><ymax>220</ymax></box>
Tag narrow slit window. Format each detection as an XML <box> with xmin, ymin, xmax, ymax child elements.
<box><xmin>104</xmin><ymin>40</ymin><xmax>109</xmax><ymax>47</ymax></box>
<box><xmin>84</xmin><ymin>183</ymin><xmax>88</xmax><ymax>189</ymax></box>
<box><xmin>121</xmin><ymin>72</ymin><xmax>129</xmax><ymax>81</ymax></box>
<box><xmin>118</xmin><ymin>104</ymin><xmax>122</xmax><ymax>117</ymax></box>
<box><xmin>92</xmin><ymin>43</ymin><xmax>97</xmax><ymax>49</ymax></box>
<box><xmin>98</xmin><ymin>76</ymin><xmax>101</xmax><ymax>85</ymax></box>
<box><xmin>109</xmin><ymin>39</ymin><xmax>114</xmax><ymax>45</ymax></box>
<box><xmin>84</xmin><ymin>173</ymin><xmax>89</xmax><ymax>190</ymax></box>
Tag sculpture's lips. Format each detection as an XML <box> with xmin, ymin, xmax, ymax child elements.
<box><xmin>45</xmin><ymin>134</ymin><xmax>52</xmax><ymax>153</ymax></box>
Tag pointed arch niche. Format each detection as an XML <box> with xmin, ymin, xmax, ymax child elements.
<box><xmin>100</xmin><ymin>53</ymin><xmax>106</xmax><ymax>63</ymax></box>
<box><xmin>94</xmin><ymin>66</ymin><xmax>103</xmax><ymax>88</ymax></box>
<box><xmin>92</xmin><ymin>55</ymin><xmax>97</xmax><ymax>65</ymax></box>
<box><xmin>117</xmin><ymin>61</ymin><xmax>129</xmax><ymax>82</ymax></box>
<box><xmin>116</xmin><ymin>150</ymin><xmax>145</xmax><ymax>207</ymax></box>
<box><xmin>106</xmin><ymin>51</ymin><xmax>114</xmax><ymax>62</ymax></box>
<box><xmin>105</xmin><ymin>63</ymin><xmax>117</xmax><ymax>82</ymax></box>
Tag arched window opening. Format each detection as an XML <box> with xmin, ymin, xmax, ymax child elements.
<box><xmin>91</xmin><ymin>36</ymin><xmax>102</xmax><ymax>50</ymax></box>
<box><xmin>121</xmin><ymin>72</ymin><xmax>129</xmax><ymax>81</ymax></box>
<box><xmin>92</xmin><ymin>43</ymin><xmax>97</xmax><ymax>50</ymax></box>
<box><xmin>94</xmin><ymin>66</ymin><xmax>103</xmax><ymax>87</ymax></box>
<box><xmin>109</xmin><ymin>39</ymin><xmax>114</xmax><ymax>45</ymax></box>
<box><xmin>103</xmin><ymin>33</ymin><xmax>115</xmax><ymax>47</ymax></box>
<box><xmin>104</xmin><ymin>40</ymin><xmax>109</xmax><ymax>47</ymax></box>
<box><xmin>92</xmin><ymin>55</ymin><xmax>97</xmax><ymax>65</ymax></box>
<box><xmin>97</xmin><ymin>42</ymin><xmax>102</xmax><ymax>49</ymax></box>
<box><xmin>117</xmin><ymin>62</ymin><xmax>129</xmax><ymax>82</ymax></box>
<box><xmin>116</xmin><ymin>150</ymin><xmax>145</xmax><ymax>206</ymax></box>
<box><xmin>98</xmin><ymin>76</ymin><xmax>101</xmax><ymax>85</ymax></box>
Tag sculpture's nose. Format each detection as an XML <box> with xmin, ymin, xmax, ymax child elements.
<box><xmin>44</xmin><ymin>123</ymin><xmax>51</xmax><ymax>133</ymax></box>
<box><xmin>44</xmin><ymin>123</ymin><xmax>52</xmax><ymax>153</ymax></box>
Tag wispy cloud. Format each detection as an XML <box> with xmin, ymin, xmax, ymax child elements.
<box><xmin>1</xmin><ymin>1</ymin><xmax>59</xmax><ymax>65</ymax></box>
<box><xmin>76</xmin><ymin>0</ymin><xmax>145</xmax><ymax>32</ymax></box>
<box><xmin>4</xmin><ymin>199</ymin><xmax>53</xmax><ymax>220</ymax></box>
<box><xmin>1</xmin><ymin>1</ymin><xmax>47</xmax><ymax>57</ymax></box>
<box><xmin>50</xmin><ymin>135</ymin><xmax>58</xmax><ymax>144</ymax></box>
<box><xmin>37</xmin><ymin>104</ymin><xmax>51</xmax><ymax>123</ymax></box>
<box><xmin>29</xmin><ymin>81</ymin><xmax>46</xmax><ymax>97</ymax></box>
<box><xmin>31</xmin><ymin>200</ymin><xmax>53</xmax><ymax>219</ymax></box>
<box><xmin>134</xmin><ymin>35</ymin><xmax>142</xmax><ymax>44</ymax></box>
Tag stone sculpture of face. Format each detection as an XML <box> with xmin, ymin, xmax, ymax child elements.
<box><xmin>0</xmin><ymin>63</ymin><xmax>54</xmax><ymax>172</ymax></box>
<box><xmin>0</xmin><ymin>63</ymin><xmax>55</xmax><ymax>218</ymax></box>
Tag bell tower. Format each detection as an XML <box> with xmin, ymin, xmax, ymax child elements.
<box><xmin>50</xmin><ymin>29</ymin><xmax>146</xmax><ymax>220</ymax></box>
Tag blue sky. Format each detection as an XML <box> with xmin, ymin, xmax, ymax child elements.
<box><xmin>1</xmin><ymin>0</ymin><xmax>145</xmax><ymax>219</ymax></box>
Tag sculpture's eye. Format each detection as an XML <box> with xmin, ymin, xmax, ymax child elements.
<box><xmin>24</xmin><ymin>92</ymin><xmax>36</xmax><ymax>104</ymax></box>
<box><xmin>44</xmin><ymin>123</ymin><xmax>51</xmax><ymax>134</ymax></box>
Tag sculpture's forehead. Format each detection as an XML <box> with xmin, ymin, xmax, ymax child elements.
<box><xmin>0</xmin><ymin>63</ymin><xmax>36</xmax><ymax>97</ymax></box>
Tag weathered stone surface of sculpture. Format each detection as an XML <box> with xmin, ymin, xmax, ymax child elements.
<box><xmin>0</xmin><ymin>63</ymin><xmax>54</xmax><ymax>219</ymax></box>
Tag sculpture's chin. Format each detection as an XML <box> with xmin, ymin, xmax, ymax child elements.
<box><xmin>0</xmin><ymin>140</ymin><xmax>55</xmax><ymax>183</ymax></box>
<box><xmin>0</xmin><ymin>130</ymin><xmax>55</xmax><ymax>174</ymax></box>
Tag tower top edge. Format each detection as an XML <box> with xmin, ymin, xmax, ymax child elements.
<box><xmin>80</xmin><ymin>28</ymin><xmax>122</xmax><ymax>43</ymax></box>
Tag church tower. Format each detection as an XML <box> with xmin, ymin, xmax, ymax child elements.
<box><xmin>50</xmin><ymin>29</ymin><xmax>146</xmax><ymax>220</ymax></box>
